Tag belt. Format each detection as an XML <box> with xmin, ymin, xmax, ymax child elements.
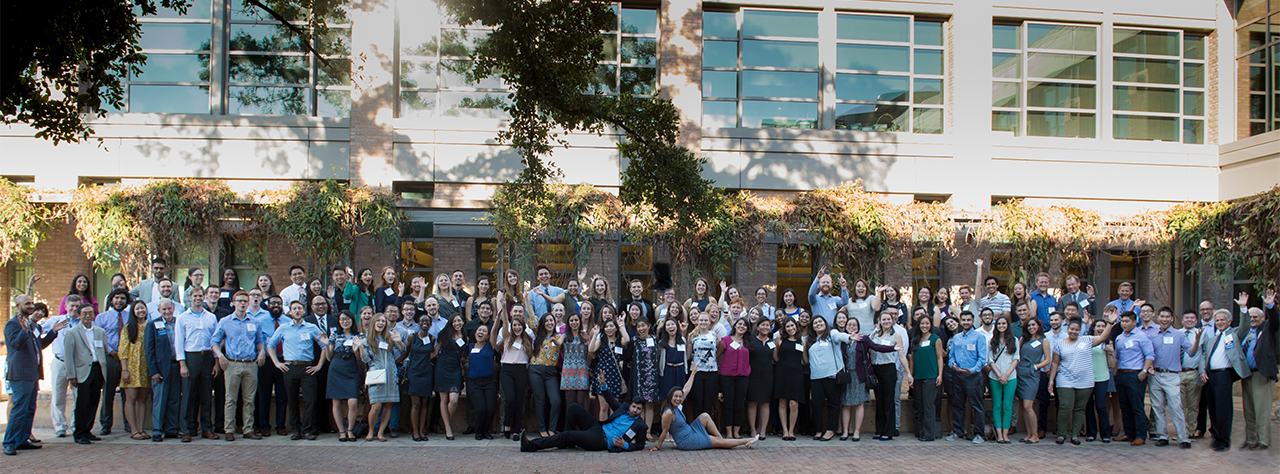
<box><xmin>186</xmin><ymin>350</ymin><xmax>212</xmax><ymax>355</ymax></box>
<box><xmin>54</xmin><ymin>355</ymin><xmax>64</xmax><ymax>362</ymax></box>
<box><xmin>1116</xmin><ymin>369</ymin><xmax>1142</xmax><ymax>374</ymax></box>
<box><xmin>1154</xmin><ymin>368</ymin><xmax>1178</xmax><ymax>373</ymax></box>
<box><xmin>227</xmin><ymin>358</ymin><xmax>256</xmax><ymax>363</ymax></box>
<box><xmin>1181</xmin><ymin>368</ymin><xmax>1198</xmax><ymax>372</ymax></box>
<box><xmin>285</xmin><ymin>361</ymin><xmax>312</xmax><ymax>366</ymax></box>
<box><xmin>1208</xmin><ymin>368</ymin><xmax>1230</xmax><ymax>374</ymax></box>
<box><xmin>666</xmin><ymin>363</ymin><xmax>684</xmax><ymax>367</ymax></box>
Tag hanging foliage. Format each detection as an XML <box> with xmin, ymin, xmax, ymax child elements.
<box><xmin>255</xmin><ymin>179</ymin><xmax>406</xmax><ymax>267</ymax></box>
<box><xmin>971</xmin><ymin>200</ymin><xmax>1107</xmax><ymax>283</ymax></box>
<box><xmin>0</xmin><ymin>178</ymin><xmax>61</xmax><ymax>264</ymax></box>
<box><xmin>1158</xmin><ymin>186</ymin><xmax>1280</xmax><ymax>286</ymax></box>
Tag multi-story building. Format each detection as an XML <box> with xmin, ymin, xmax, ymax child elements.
<box><xmin>2</xmin><ymin>0</ymin><xmax>1278</xmax><ymax>322</ymax></box>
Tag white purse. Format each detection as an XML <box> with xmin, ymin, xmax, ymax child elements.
<box><xmin>365</xmin><ymin>368</ymin><xmax>386</xmax><ymax>385</ymax></box>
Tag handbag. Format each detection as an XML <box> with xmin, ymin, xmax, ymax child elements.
<box><xmin>831</xmin><ymin>339</ymin><xmax>851</xmax><ymax>385</ymax></box>
<box><xmin>365</xmin><ymin>368</ymin><xmax>387</xmax><ymax>385</ymax></box>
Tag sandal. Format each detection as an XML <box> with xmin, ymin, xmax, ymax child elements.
<box><xmin>1055</xmin><ymin>437</ymin><xmax>1066</xmax><ymax>445</ymax></box>
<box><xmin>1071</xmin><ymin>438</ymin><xmax>1081</xmax><ymax>445</ymax></box>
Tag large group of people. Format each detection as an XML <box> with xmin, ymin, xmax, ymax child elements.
<box><xmin>2</xmin><ymin>256</ymin><xmax>1277</xmax><ymax>457</ymax></box>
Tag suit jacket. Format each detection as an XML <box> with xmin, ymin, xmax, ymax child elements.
<box><xmin>617</xmin><ymin>297</ymin><xmax>656</xmax><ymax>326</ymax></box>
<box><xmin>130</xmin><ymin>279</ymin><xmax>157</xmax><ymax>304</ymax></box>
<box><xmin>63</xmin><ymin>323</ymin><xmax>110</xmax><ymax>383</ymax></box>
<box><xmin>599</xmin><ymin>390</ymin><xmax>647</xmax><ymax>452</ymax></box>
<box><xmin>1249</xmin><ymin>306</ymin><xmax>1279</xmax><ymax>380</ymax></box>
<box><xmin>1199</xmin><ymin>320</ymin><xmax>1252</xmax><ymax>379</ymax></box>
<box><xmin>305</xmin><ymin>313</ymin><xmax>341</xmax><ymax>363</ymax></box>
<box><xmin>4</xmin><ymin>317</ymin><xmax>57</xmax><ymax>381</ymax></box>
<box><xmin>145</xmin><ymin>317</ymin><xmax>179</xmax><ymax>379</ymax></box>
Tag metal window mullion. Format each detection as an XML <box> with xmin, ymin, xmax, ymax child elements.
<box><xmin>212</xmin><ymin>0</ymin><xmax>228</xmax><ymax>115</ymax></box>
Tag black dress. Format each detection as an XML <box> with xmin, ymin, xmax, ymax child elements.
<box><xmin>434</xmin><ymin>335</ymin><xmax>465</xmax><ymax>393</ymax></box>
<box><xmin>406</xmin><ymin>333</ymin><xmax>436</xmax><ymax>397</ymax></box>
<box><xmin>773</xmin><ymin>338</ymin><xmax>805</xmax><ymax>401</ymax></box>
<box><xmin>326</xmin><ymin>334</ymin><xmax>361</xmax><ymax>400</ymax></box>
<box><xmin>747</xmin><ymin>338</ymin><xmax>775</xmax><ymax>403</ymax></box>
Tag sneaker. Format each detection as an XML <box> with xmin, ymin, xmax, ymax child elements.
<box><xmin>972</xmin><ymin>435</ymin><xmax>985</xmax><ymax>444</ymax></box>
<box><xmin>945</xmin><ymin>434</ymin><xmax>959</xmax><ymax>441</ymax></box>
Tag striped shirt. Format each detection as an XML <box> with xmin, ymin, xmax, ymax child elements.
<box><xmin>1052</xmin><ymin>335</ymin><xmax>1095</xmax><ymax>389</ymax></box>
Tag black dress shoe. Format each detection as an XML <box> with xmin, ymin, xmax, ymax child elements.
<box><xmin>483</xmin><ymin>432</ymin><xmax>494</xmax><ymax>440</ymax></box>
<box><xmin>475</xmin><ymin>433</ymin><xmax>484</xmax><ymax>440</ymax></box>
<box><xmin>87</xmin><ymin>434</ymin><xmax>102</xmax><ymax>441</ymax></box>
<box><xmin>4</xmin><ymin>446</ymin><xmax>16</xmax><ymax>455</ymax></box>
<box><xmin>75</xmin><ymin>438</ymin><xmax>93</xmax><ymax>445</ymax></box>
<box><xmin>152</xmin><ymin>434</ymin><xmax>164</xmax><ymax>442</ymax></box>
<box><xmin>1155</xmin><ymin>439</ymin><xmax>1169</xmax><ymax>447</ymax></box>
<box><xmin>462</xmin><ymin>427</ymin><xmax>476</xmax><ymax>435</ymax></box>
<box><xmin>99</xmin><ymin>428</ymin><xmax>111</xmax><ymax>436</ymax></box>
<box><xmin>290</xmin><ymin>433</ymin><xmax>303</xmax><ymax>441</ymax></box>
<box><xmin>16</xmin><ymin>443</ymin><xmax>41</xmax><ymax>450</ymax></box>
<box><xmin>1180</xmin><ymin>442</ymin><xmax>1191</xmax><ymax>449</ymax></box>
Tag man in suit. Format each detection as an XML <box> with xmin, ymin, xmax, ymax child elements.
<box><xmin>305</xmin><ymin>295</ymin><xmax>339</xmax><ymax>435</ymax></box>
<box><xmin>617</xmin><ymin>278</ymin><xmax>656</xmax><ymax>327</ymax></box>
<box><xmin>520</xmin><ymin>388</ymin><xmax>648</xmax><ymax>452</ymax></box>
<box><xmin>1238</xmin><ymin>289</ymin><xmax>1278</xmax><ymax>450</ymax></box>
<box><xmin>4</xmin><ymin>295</ymin><xmax>65</xmax><ymax>455</ymax></box>
<box><xmin>1199</xmin><ymin>306</ymin><xmax>1253</xmax><ymax>451</ymax></box>
<box><xmin>128</xmin><ymin>258</ymin><xmax>167</xmax><ymax>305</ymax></box>
<box><xmin>146</xmin><ymin>299</ymin><xmax>183</xmax><ymax>442</ymax></box>
<box><xmin>64</xmin><ymin>304</ymin><xmax>110</xmax><ymax>445</ymax></box>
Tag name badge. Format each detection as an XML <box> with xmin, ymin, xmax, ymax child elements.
<box><xmin>815</xmin><ymin>341</ymin><xmax>829</xmax><ymax>348</ymax></box>
<box><xmin>385</xmin><ymin>288</ymin><xmax>394</xmax><ymax>296</ymax></box>
<box><xmin>344</xmin><ymin>339</ymin><xmax>354</xmax><ymax>347</ymax></box>
<box><xmin>155</xmin><ymin>321</ymin><xmax>166</xmax><ymax>329</ymax></box>
<box><xmin>1030</xmin><ymin>340</ymin><xmax>1041</xmax><ymax>348</ymax></box>
<box><xmin>730</xmin><ymin>341</ymin><xmax>742</xmax><ymax>350</ymax></box>
<box><xmin>966</xmin><ymin>344</ymin><xmax>975</xmax><ymax>351</ymax></box>
<box><xmin>1163</xmin><ymin>336</ymin><xmax>1174</xmax><ymax>345</ymax></box>
<box><xmin>512</xmin><ymin>341</ymin><xmax>523</xmax><ymax>350</ymax></box>
<box><xmin>1080</xmin><ymin>301</ymin><xmax>1090</xmax><ymax>309</ymax></box>
<box><xmin>452</xmin><ymin>300</ymin><xmax>459</xmax><ymax>307</ymax></box>
<box><xmin>921</xmin><ymin>340</ymin><xmax>932</xmax><ymax>347</ymax></box>
<box><xmin>794</xmin><ymin>343</ymin><xmax>804</xmax><ymax>352</ymax></box>
<box><xmin>613</xmin><ymin>346</ymin><xmax>624</xmax><ymax>355</ymax></box>
<box><xmin>1125</xmin><ymin>340</ymin><xmax>1134</xmax><ymax>349</ymax></box>
<box><xmin>624</xmin><ymin>429</ymin><xmax>635</xmax><ymax>439</ymax></box>
<box><xmin>676</xmin><ymin>344</ymin><xmax>686</xmax><ymax>352</ymax></box>
<box><xmin>471</xmin><ymin>347</ymin><xmax>481</xmax><ymax>354</ymax></box>
<box><xmin>379</xmin><ymin>341</ymin><xmax>389</xmax><ymax>350</ymax></box>
<box><xmin>422</xmin><ymin>336</ymin><xmax>431</xmax><ymax>345</ymax></box>
<box><xmin>1223</xmin><ymin>334</ymin><xmax>1234</xmax><ymax>343</ymax></box>
<box><xmin>767</xmin><ymin>341</ymin><xmax>776</xmax><ymax>349</ymax></box>
<box><xmin>1225</xmin><ymin>342</ymin><xmax>1235</xmax><ymax>350</ymax></box>
<box><xmin>93</xmin><ymin>340</ymin><xmax>104</xmax><ymax>348</ymax></box>
<box><xmin>300</xmin><ymin>333</ymin><xmax>310</xmax><ymax>342</ymax></box>
<box><xmin>646</xmin><ymin>338</ymin><xmax>655</xmax><ymax>348</ymax></box>
<box><xmin>247</xmin><ymin>324</ymin><xmax>257</xmax><ymax>333</ymax></box>
<box><xmin>827</xmin><ymin>301</ymin><xmax>837</xmax><ymax>310</ymax></box>
<box><xmin>456</xmin><ymin>338</ymin><xmax>465</xmax><ymax>347</ymax></box>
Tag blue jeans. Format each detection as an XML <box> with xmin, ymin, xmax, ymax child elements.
<box><xmin>3</xmin><ymin>380</ymin><xmax>37</xmax><ymax>449</ymax></box>
<box><xmin>151</xmin><ymin>366</ymin><xmax>182</xmax><ymax>436</ymax></box>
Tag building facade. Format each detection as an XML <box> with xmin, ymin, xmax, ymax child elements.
<box><xmin>3</xmin><ymin>0</ymin><xmax>1279</xmax><ymax>322</ymax></box>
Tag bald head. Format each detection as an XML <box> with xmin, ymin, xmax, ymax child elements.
<box><xmin>15</xmin><ymin>294</ymin><xmax>34</xmax><ymax>316</ymax></box>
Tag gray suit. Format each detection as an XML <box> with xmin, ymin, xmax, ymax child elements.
<box><xmin>1197</xmin><ymin>321</ymin><xmax>1250</xmax><ymax>448</ymax></box>
<box><xmin>130</xmin><ymin>279</ymin><xmax>157</xmax><ymax>304</ymax></box>
<box><xmin>63</xmin><ymin>324</ymin><xmax>109</xmax><ymax>384</ymax></box>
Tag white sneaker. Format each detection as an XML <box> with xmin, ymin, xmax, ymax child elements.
<box><xmin>945</xmin><ymin>433</ymin><xmax>959</xmax><ymax>441</ymax></box>
<box><xmin>972</xmin><ymin>435</ymin><xmax>985</xmax><ymax>444</ymax></box>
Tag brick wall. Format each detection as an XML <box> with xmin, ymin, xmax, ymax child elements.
<box><xmin>261</xmin><ymin>237</ymin><xmax>306</xmax><ymax>291</ymax></box>
<box><xmin>736</xmin><ymin>242</ymin><xmax>778</xmax><ymax>306</ymax></box>
<box><xmin>431</xmin><ymin>237</ymin><xmax>476</xmax><ymax>290</ymax></box>
<box><xmin>32</xmin><ymin>220</ymin><xmax>93</xmax><ymax>309</ymax></box>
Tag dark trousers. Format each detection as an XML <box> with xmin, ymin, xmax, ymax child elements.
<box><xmin>688</xmin><ymin>371</ymin><xmax>719</xmax><ymax>419</ymax></box>
<box><xmin>1084</xmin><ymin>380</ymin><xmax>1111</xmax><ymax>439</ymax></box>
<box><xmin>913</xmin><ymin>379</ymin><xmax>940</xmax><ymax>441</ymax></box>
<box><xmin>951</xmin><ymin>371</ymin><xmax>985</xmax><ymax>437</ymax></box>
<box><xmin>470</xmin><ymin>375</ymin><xmax>498</xmax><ymax>435</ymax></box>
<box><xmin>1115</xmin><ymin>371</ymin><xmax>1148</xmax><ymax>439</ymax></box>
<box><xmin>282</xmin><ymin>365</ymin><xmax>317</xmax><ymax>434</ymax></box>
<box><xmin>1036</xmin><ymin>374</ymin><xmax>1053</xmax><ymax>433</ymax></box>
<box><xmin>212</xmin><ymin>370</ymin><xmax>225</xmax><ymax>432</ymax></box>
<box><xmin>257</xmin><ymin>361</ymin><xmax>287</xmax><ymax>431</ymax></box>
<box><xmin>500</xmin><ymin>364</ymin><xmax>529</xmax><ymax>432</ymax></box>
<box><xmin>312</xmin><ymin>364</ymin><xmax>330</xmax><ymax>433</ymax></box>
<box><xmin>1205</xmin><ymin>369</ymin><xmax>1237</xmax><ymax>448</ymax></box>
<box><xmin>526</xmin><ymin>403</ymin><xmax>607</xmax><ymax>451</ymax></box>
<box><xmin>73</xmin><ymin>363</ymin><xmax>105</xmax><ymax>441</ymax></box>
<box><xmin>810</xmin><ymin>377</ymin><xmax>840</xmax><ymax>433</ymax></box>
<box><xmin>872</xmin><ymin>364</ymin><xmax>898</xmax><ymax>436</ymax></box>
<box><xmin>100</xmin><ymin>355</ymin><xmax>122</xmax><ymax>431</ymax></box>
<box><xmin>181</xmin><ymin>351</ymin><xmax>215</xmax><ymax>434</ymax></box>
<box><xmin>720</xmin><ymin>374</ymin><xmax>747</xmax><ymax>429</ymax></box>
<box><xmin>3</xmin><ymin>380</ymin><xmax>37</xmax><ymax>449</ymax></box>
<box><xmin>1197</xmin><ymin>383</ymin><xmax>1210</xmax><ymax>434</ymax></box>
<box><xmin>151</xmin><ymin>362</ymin><xmax>183</xmax><ymax>436</ymax></box>
<box><xmin>528</xmin><ymin>365</ymin><xmax>561</xmax><ymax>433</ymax></box>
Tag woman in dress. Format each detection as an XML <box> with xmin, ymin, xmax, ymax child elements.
<box><xmin>868</xmin><ymin>311</ymin><xmax>911</xmax><ymax>440</ymax></box>
<box><xmin>400</xmin><ymin>312</ymin><xmax>436</xmax><ymax>442</ymax></box>
<box><xmin>588</xmin><ymin>318</ymin><xmax>629</xmax><ymax>420</ymax></box>
<box><xmin>360</xmin><ymin>313</ymin><xmax>404</xmax><ymax>442</ymax></box>
<box><xmin>656</xmin><ymin>318</ymin><xmax>687</xmax><ymax>412</ymax></box>
<box><xmin>631</xmin><ymin>318</ymin><xmax>661</xmax><ymax>439</ymax></box>
<box><xmin>718</xmin><ymin>317</ymin><xmax>750</xmax><ymax>439</ymax></box>
<box><xmin>216</xmin><ymin>268</ymin><xmax>241</xmax><ymax>313</ymax></box>
<box><xmin>559</xmin><ymin>312</ymin><xmax>591</xmax><ymax>412</ymax></box>
<box><xmin>325</xmin><ymin>310</ymin><xmax>361</xmax><ymax>442</ymax></box>
<box><xmin>1016</xmin><ymin>316</ymin><xmax>1051</xmax><ymax>444</ymax></box>
<box><xmin>840</xmin><ymin>318</ymin><xmax>900</xmax><ymax>441</ymax></box>
<box><xmin>745</xmin><ymin>318</ymin><xmax>775</xmax><ymax>440</ymax></box>
<box><xmin>685</xmin><ymin>277</ymin><xmax>716</xmax><ymax>314</ymax></box>
<box><xmin>343</xmin><ymin>267</ymin><xmax>376</xmax><ymax>320</ymax></box>
<box><xmin>119</xmin><ymin>300</ymin><xmax>152</xmax><ymax>440</ymax></box>
<box><xmin>432</xmin><ymin>314</ymin><xmax>466</xmax><ymax>440</ymax></box>
<box><xmin>846</xmin><ymin>280</ymin><xmax>880</xmax><ymax>336</ymax></box>
<box><xmin>909</xmin><ymin>316</ymin><xmax>944</xmax><ymax>441</ymax></box>
<box><xmin>649</xmin><ymin>366</ymin><xmax>758</xmax><ymax>451</ymax></box>
<box><xmin>374</xmin><ymin>266</ymin><xmax>402</xmax><ymax>313</ymax></box>
<box><xmin>433</xmin><ymin>273</ymin><xmax>461</xmax><ymax>322</ymax></box>
<box><xmin>528</xmin><ymin>312</ymin><xmax>562</xmax><ymax>439</ymax></box>
<box><xmin>495</xmin><ymin>304</ymin><xmax>532</xmax><ymax>440</ymax></box>
<box><xmin>1048</xmin><ymin>317</ymin><xmax>1115</xmax><ymax>445</ymax></box>
<box><xmin>1083</xmin><ymin>318</ymin><xmax>1114</xmax><ymax>443</ymax></box>
<box><xmin>777</xmin><ymin>289</ymin><xmax>801</xmax><ymax>320</ymax></box>
<box><xmin>686</xmin><ymin>310</ymin><xmax>721</xmax><ymax>420</ymax></box>
<box><xmin>462</xmin><ymin>324</ymin><xmax>499</xmax><ymax>440</ymax></box>
<box><xmin>774</xmin><ymin>317</ymin><xmax>804</xmax><ymax>440</ymax></box>
<box><xmin>987</xmin><ymin>315</ymin><xmax>1020</xmax><ymax>444</ymax></box>
<box><xmin>464</xmin><ymin>275</ymin><xmax>492</xmax><ymax>322</ymax></box>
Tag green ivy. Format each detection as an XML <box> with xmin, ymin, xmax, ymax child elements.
<box><xmin>0</xmin><ymin>178</ymin><xmax>59</xmax><ymax>264</ymax></box>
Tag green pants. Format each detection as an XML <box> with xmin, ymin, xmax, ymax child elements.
<box><xmin>1057</xmin><ymin>386</ymin><xmax>1093</xmax><ymax>439</ymax></box>
<box><xmin>989</xmin><ymin>378</ymin><xmax>1016</xmax><ymax>429</ymax></box>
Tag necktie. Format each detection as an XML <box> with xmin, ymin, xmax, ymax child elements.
<box><xmin>117</xmin><ymin>310</ymin><xmax>124</xmax><ymax>332</ymax></box>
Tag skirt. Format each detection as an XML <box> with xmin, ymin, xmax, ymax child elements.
<box><xmin>1015</xmin><ymin>367</ymin><xmax>1040</xmax><ymax>400</ymax></box>
<box><xmin>659</xmin><ymin>365</ymin><xmax>687</xmax><ymax>400</ymax></box>
<box><xmin>774</xmin><ymin>365</ymin><xmax>806</xmax><ymax>401</ymax></box>
<box><xmin>746</xmin><ymin>367</ymin><xmax>774</xmax><ymax>403</ymax></box>
<box><xmin>326</xmin><ymin>353</ymin><xmax>361</xmax><ymax>400</ymax></box>
<box><xmin>842</xmin><ymin>374</ymin><xmax>870</xmax><ymax>406</ymax></box>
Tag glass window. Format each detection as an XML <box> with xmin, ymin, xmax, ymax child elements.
<box><xmin>1027</xmin><ymin>111</ymin><xmax>1096</xmax><ymax>138</ymax></box>
<box><xmin>620</xmin><ymin>245</ymin><xmax>654</xmax><ymax>300</ymax></box>
<box><xmin>593</xmin><ymin>5</ymin><xmax>658</xmax><ymax>98</ymax></box>
<box><xmin>837</xmin><ymin>14</ymin><xmax>910</xmax><ymax>42</ymax></box>
<box><xmin>1027</xmin><ymin>24</ymin><xmax>1096</xmax><ymax>51</ymax></box>
<box><xmin>743</xmin><ymin>101</ymin><xmax>818</xmax><ymax>128</ymax></box>
<box><xmin>837</xmin><ymin>44</ymin><xmax>910</xmax><ymax>72</ymax></box>
<box><xmin>703</xmin><ymin>41</ymin><xmax>738</xmax><ymax>68</ymax></box>
<box><xmin>228</xmin><ymin>2</ymin><xmax>352</xmax><ymax>116</ymax></box>
<box><xmin>705</xmin><ymin>9</ymin><xmax>820</xmax><ymax>129</ymax></box>
<box><xmin>1114</xmin><ymin>115</ymin><xmax>1178</xmax><ymax>141</ymax></box>
<box><xmin>704</xmin><ymin>12</ymin><xmax>738</xmax><ymax>38</ymax></box>
<box><xmin>127</xmin><ymin>2</ymin><xmax>213</xmax><ymax>113</ymax></box>
<box><xmin>398</xmin><ymin>4</ymin><xmax>506</xmax><ymax>118</ymax></box>
<box><xmin>836</xmin><ymin>75</ymin><xmax>909</xmax><ymax>102</ymax></box>
<box><xmin>743</xmin><ymin>10</ymin><xmax>819</xmax><ymax>38</ymax></box>
<box><xmin>993</xmin><ymin>22</ymin><xmax>1098</xmax><ymax>137</ymax></box>
<box><xmin>743</xmin><ymin>41</ymin><xmax>818</xmax><ymax>68</ymax></box>
<box><xmin>911</xmin><ymin>249</ymin><xmax>941</xmax><ymax>295</ymax></box>
<box><xmin>776</xmin><ymin>245</ymin><xmax>814</xmax><ymax>313</ymax></box>
<box><xmin>703</xmin><ymin>100</ymin><xmax>737</xmax><ymax>127</ymax></box>
<box><xmin>1113</xmin><ymin>29</ymin><xmax>1178</xmax><ymax>56</ymax></box>
<box><xmin>834</xmin><ymin>12</ymin><xmax>944</xmax><ymax>133</ymax></box>
<box><xmin>1114</xmin><ymin>86</ymin><xmax>1179</xmax><ymax>113</ymax></box>
<box><xmin>1113</xmin><ymin>28</ymin><xmax>1204</xmax><ymax>142</ymax></box>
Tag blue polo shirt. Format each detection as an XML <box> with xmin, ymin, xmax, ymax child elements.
<box><xmin>1029</xmin><ymin>290</ymin><xmax>1056</xmax><ymax>327</ymax></box>
<box><xmin>212</xmin><ymin>313</ymin><xmax>266</xmax><ymax>361</ymax></box>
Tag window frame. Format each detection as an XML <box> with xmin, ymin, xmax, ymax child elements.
<box><xmin>992</xmin><ymin>21</ymin><xmax>1101</xmax><ymax>138</ymax></box>
<box><xmin>1110</xmin><ymin>26</ymin><xmax>1205</xmax><ymax>143</ymax></box>
<box><xmin>833</xmin><ymin>12</ymin><xmax>945</xmax><ymax>133</ymax></box>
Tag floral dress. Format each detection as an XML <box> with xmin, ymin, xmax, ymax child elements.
<box><xmin>560</xmin><ymin>336</ymin><xmax>590</xmax><ymax>391</ymax></box>
<box><xmin>361</xmin><ymin>335</ymin><xmax>400</xmax><ymax>404</ymax></box>
<box><xmin>591</xmin><ymin>336</ymin><xmax>624</xmax><ymax>399</ymax></box>
<box><xmin>118</xmin><ymin>328</ymin><xmax>150</xmax><ymax>389</ymax></box>
<box><xmin>631</xmin><ymin>336</ymin><xmax>661</xmax><ymax>402</ymax></box>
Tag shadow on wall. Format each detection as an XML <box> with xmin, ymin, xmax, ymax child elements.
<box><xmin>129</xmin><ymin>117</ymin><xmax>347</xmax><ymax>180</ymax></box>
<box><xmin>705</xmin><ymin>128</ymin><xmax>900</xmax><ymax>192</ymax></box>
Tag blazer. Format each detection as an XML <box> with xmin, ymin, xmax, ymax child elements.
<box><xmin>1248</xmin><ymin>306</ymin><xmax>1279</xmax><ymax>380</ymax></box>
<box><xmin>63</xmin><ymin>323</ymin><xmax>110</xmax><ymax>384</ymax></box>
<box><xmin>129</xmin><ymin>279</ymin><xmax>157</xmax><ymax>304</ymax></box>
<box><xmin>4</xmin><ymin>318</ymin><xmax>57</xmax><ymax>381</ymax></box>
<box><xmin>145</xmin><ymin>317</ymin><xmax>179</xmax><ymax>379</ymax></box>
<box><xmin>617</xmin><ymin>297</ymin><xmax>656</xmax><ymax>326</ymax></box>
<box><xmin>1199</xmin><ymin>320</ymin><xmax>1252</xmax><ymax>379</ymax></box>
<box><xmin>599</xmin><ymin>390</ymin><xmax>647</xmax><ymax>452</ymax></box>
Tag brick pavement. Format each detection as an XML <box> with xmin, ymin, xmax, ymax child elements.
<box><xmin>2</xmin><ymin>420</ymin><xmax>1275</xmax><ymax>473</ymax></box>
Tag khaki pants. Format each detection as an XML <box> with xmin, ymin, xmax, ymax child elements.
<box><xmin>1241</xmin><ymin>373</ymin><xmax>1275</xmax><ymax>447</ymax></box>
<box><xmin>1149</xmin><ymin>371</ymin><xmax>1186</xmax><ymax>440</ymax></box>
<box><xmin>223</xmin><ymin>361</ymin><xmax>258</xmax><ymax>433</ymax></box>
<box><xmin>1178</xmin><ymin>370</ymin><xmax>1201</xmax><ymax>436</ymax></box>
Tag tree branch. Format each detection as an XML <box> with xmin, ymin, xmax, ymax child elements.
<box><xmin>242</xmin><ymin>0</ymin><xmax>331</xmax><ymax>68</ymax></box>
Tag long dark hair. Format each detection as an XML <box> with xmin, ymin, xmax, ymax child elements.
<box><xmin>990</xmin><ymin>316</ymin><xmax>1017</xmax><ymax>356</ymax></box>
<box><xmin>1021</xmin><ymin>316</ymin><xmax>1044</xmax><ymax>341</ymax></box>
<box><xmin>657</xmin><ymin>317</ymin><xmax>684</xmax><ymax>348</ymax></box>
<box><xmin>67</xmin><ymin>274</ymin><xmax>93</xmax><ymax>300</ymax></box>
<box><xmin>184</xmin><ymin>267</ymin><xmax>200</xmax><ymax>289</ymax></box>
<box><xmin>304</xmin><ymin>277</ymin><xmax>324</xmax><ymax>304</ymax></box>
<box><xmin>220</xmin><ymin>268</ymin><xmax>240</xmax><ymax>290</ymax></box>
<box><xmin>356</xmin><ymin>267</ymin><xmax>375</xmax><ymax>294</ymax></box>
<box><xmin>127</xmin><ymin>301</ymin><xmax>147</xmax><ymax>344</ymax></box>
<box><xmin>437</xmin><ymin>314</ymin><xmax>465</xmax><ymax>346</ymax></box>
<box><xmin>565</xmin><ymin>313</ymin><xmax>585</xmax><ymax>344</ymax></box>
<box><xmin>533</xmin><ymin>313</ymin><xmax>555</xmax><ymax>355</ymax></box>
<box><xmin>338</xmin><ymin>310</ymin><xmax>359</xmax><ymax>336</ymax></box>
